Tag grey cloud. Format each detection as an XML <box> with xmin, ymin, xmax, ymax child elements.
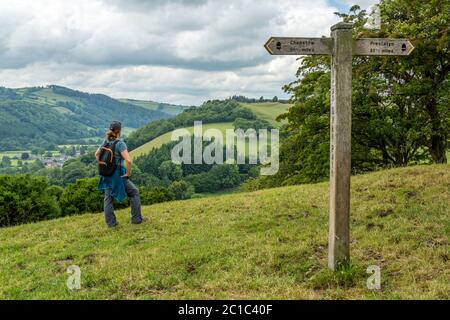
<box><xmin>110</xmin><ymin>0</ymin><xmax>208</xmax><ymax>11</ymax></box>
<box><xmin>0</xmin><ymin>0</ymin><xmax>344</xmax><ymax>105</ymax></box>
<box><xmin>0</xmin><ymin>0</ymin><xmax>291</xmax><ymax>71</ymax></box>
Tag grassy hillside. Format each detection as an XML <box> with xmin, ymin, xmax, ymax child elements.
<box><xmin>130</xmin><ymin>102</ymin><xmax>289</xmax><ymax>158</ymax></box>
<box><xmin>240</xmin><ymin>102</ymin><xmax>291</xmax><ymax>127</ymax></box>
<box><xmin>0</xmin><ymin>165</ymin><xmax>448</xmax><ymax>299</ymax></box>
<box><xmin>130</xmin><ymin>122</ymin><xmax>234</xmax><ymax>158</ymax></box>
<box><xmin>119</xmin><ymin>99</ymin><xmax>188</xmax><ymax>116</ymax></box>
<box><xmin>0</xmin><ymin>86</ymin><xmax>172</xmax><ymax>150</ymax></box>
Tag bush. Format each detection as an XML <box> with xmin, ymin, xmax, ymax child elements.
<box><xmin>184</xmin><ymin>172</ymin><xmax>219</xmax><ymax>193</ymax></box>
<box><xmin>46</xmin><ymin>185</ymin><xmax>64</xmax><ymax>201</ymax></box>
<box><xmin>169</xmin><ymin>180</ymin><xmax>195</xmax><ymax>200</ymax></box>
<box><xmin>140</xmin><ymin>187</ymin><xmax>175</xmax><ymax>205</ymax></box>
<box><xmin>0</xmin><ymin>174</ymin><xmax>61</xmax><ymax>227</ymax></box>
<box><xmin>209</xmin><ymin>164</ymin><xmax>241</xmax><ymax>189</ymax></box>
<box><xmin>233</xmin><ymin>117</ymin><xmax>273</xmax><ymax>132</ymax></box>
<box><xmin>59</xmin><ymin>177</ymin><xmax>103</xmax><ymax>216</ymax></box>
<box><xmin>158</xmin><ymin>160</ymin><xmax>183</xmax><ymax>182</ymax></box>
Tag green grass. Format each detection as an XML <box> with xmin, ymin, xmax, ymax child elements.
<box><xmin>240</xmin><ymin>102</ymin><xmax>292</xmax><ymax>127</ymax></box>
<box><xmin>0</xmin><ymin>150</ymin><xmax>64</xmax><ymax>167</ymax></box>
<box><xmin>130</xmin><ymin>122</ymin><xmax>235</xmax><ymax>158</ymax></box>
<box><xmin>130</xmin><ymin>102</ymin><xmax>290</xmax><ymax>158</ymax></box>
<box><xmin>0</xmin><ymin>151</ymin><xmax>32</xmax><ymax>167</ymax></box>
<box><xmin>0</xmin><ymin>165</ymin><xmax>448</xmax><ymax>299</ymax></box>
<box><xmin>0</xmin><ymin>151</ymin><xmax>30</xmax><ymax>158</ymax></box>
<box><xmin>119</xmin><ymin>99</ymin><xmax>187</xmax><ymax>116</ymax></box>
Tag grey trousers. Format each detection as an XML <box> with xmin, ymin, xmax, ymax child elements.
<box><xmin>104</xmin><ymin>179</ymin><xmax>143</xmax><ymax>227</ymax></box>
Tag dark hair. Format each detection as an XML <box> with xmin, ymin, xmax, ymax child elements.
<box><xmin>106</xmin><ymin>128</ymin><xmax>121</xmax><ymax>141</ymax></box>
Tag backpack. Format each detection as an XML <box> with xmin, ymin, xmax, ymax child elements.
<box><xmin>98</xmin><ymin>140</ymin><xmax>120</xmax><ymax>177</ymax></box>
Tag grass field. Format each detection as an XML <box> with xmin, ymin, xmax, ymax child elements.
<box><xmin>130</xmin><ymin>102</ymin><xmax>290</xmax><ymax>158</ymax></box>
<box><xmin>130</xmin><ymin>122</ymin><xmax>235</xmax><ymax>158</ymax></box>
<box><xmin>0</xmin><ymin>151</ymin><xmax>33</xmax><ymax>167</ymax></box>
<box><xmin>0</xmin><ymin>151</ymin><xmax>29</xmax><ymax>158</ymax></box>
<box><xmin>0</xmin><ymin>150</ymin><xmax>67</xmax><ymax>167</ymax></box>
<box><xmin>119</xmin><ymin>99</ymin><xmax>187</xmax><ymax>116</ymax></box>
<box><xmin>0</xmin><ymin>165</ymin><xmax>448</xmax><ymax>299</ymax></box>
<box><xmin>240</xmin><ymin>102</ymin><xmax>292</xmax><ymax>127</ymax></box>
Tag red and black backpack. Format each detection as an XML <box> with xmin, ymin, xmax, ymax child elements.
<box><xmin>98</xmin><ymin>140</ymin><xmax>119</xmax><ymax>177</ymax></box>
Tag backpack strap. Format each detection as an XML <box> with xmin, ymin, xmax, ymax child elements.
<box><xmin>111</xmin><ymin>140</ymin><xmax>122</xmax><ymax>167</ymax></box>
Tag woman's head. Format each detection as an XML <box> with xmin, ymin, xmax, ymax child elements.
<box><xmin>106</xmin><ymin>121</ymin><xmax>122</xmax><ymax>141</ymax></box>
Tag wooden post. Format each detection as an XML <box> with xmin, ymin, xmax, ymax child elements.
<box><xmin>328</xmin><ymin>22</ymin><xmax>353</xmax><ymax>270</ymax></box>
<box><xmin>264</xmin><ymin>23</ymin><xmax>413</xmax><ymax>271</ymax></box>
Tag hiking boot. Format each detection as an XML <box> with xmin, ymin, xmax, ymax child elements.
<box><xmin>131</xmin><ymin>217</ymin><xmax>147</xmax><ymax>225</ymax></box>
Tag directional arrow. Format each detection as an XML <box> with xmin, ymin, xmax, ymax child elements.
<box><xmin>264</xmin><ymin>37</ymin><xmax>332</xmax><ymax>55</ymax></box>
<box><xmin>354</xmin><ymin>38</ymin><xmax>414</xmax><ymax>56</ymax></box>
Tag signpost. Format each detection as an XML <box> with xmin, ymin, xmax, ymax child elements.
<box><xmin>354</xmin><ymin>38</ymin><xmax>414</xmax><ymax>56</ymax></box>
<box><xmin>264</xmin><ymin>22</ymin><xmax>414</xmax><ymax>270</ymax></box>
<box><xmin>264</xmin><ymin>37</ymin><xmax>332</xmax><ymax>55</ymax></box>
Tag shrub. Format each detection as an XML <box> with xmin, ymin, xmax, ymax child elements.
<box><xmin>46</xmin><ymin>185</ymin><xmax>64</xmax><ymax>201</ymax></box>
<box><xmin>140</xmin><ymin>187</ymin><xmax>175</xmax><ymax>205</ymax></box>
<box><xmin>209</xmin><ymin>164</ymin><xmax>241</xmax><ymax>189</ymax></box>
<box><xmin>59</xmin><ymin>177</ymin><xmax>103</xmax><ymax>216</ymax></box>
<box><xmin>184</xmin><ymin>172</ymin><xmax>219</xmax><ymax>193</ymax></box>
<box><xmin>169</xmin><ymin>181</ymin><xmax>195</xmax><ymax>200</ymax></box>
<box><xmin>0</xmin><ymin>174</ymin><xmax>61</xmax><ymax>227</ymax></box>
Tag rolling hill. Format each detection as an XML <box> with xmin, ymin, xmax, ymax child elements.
<box><xmin>119</xmin><ymin>99</ymin><xmax>188</xmax><ymax>116</ymax></box>
<box><xmin>0</xmin><ymin>86</ymin><xmax>182</xmax><ymax>151</ymax></box>
<box><xmin>240</xmin><ymin>102</ymin><xmax>291</xmax><ymax>127</ymax></box>
<box><xmin>130</xmin><ymin>102</ymin><xmax>290</xmax><ymax>158</ymax></box>
<box><xmin>130</xmin><ymin>122</ymin><xmax>234</xmax><ymax>158</ymax></box>
<box><xmin>0</xmin><ymin>165</ymin><xmax>448</xmax><ymax>299</ymax></box>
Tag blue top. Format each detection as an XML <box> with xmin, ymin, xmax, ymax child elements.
<box><xmin>106</xmin><ymin>139</ymin><xmax>127</xmax><ymax>165</ymax></box>
<box><xmin>97</xmin><ymin>139</ymin><xmax>128</xmax><ymax>203</ymax></box>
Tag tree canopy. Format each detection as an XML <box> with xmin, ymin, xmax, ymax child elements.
<box><xmin>252</xmin><ymin>0</ymin><xmax>449</xmax><ymax>188</ymax></box>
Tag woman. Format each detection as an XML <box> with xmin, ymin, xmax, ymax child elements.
<box><xmin>96</xmin><ymin>121</ymin><xmax>144</xmax><ymax>228</ymax></box>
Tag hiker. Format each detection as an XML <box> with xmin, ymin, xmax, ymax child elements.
<box><xmin>96</xmin><ymin>121</ymin><xmax>144</xmax><ymax>228</ymax></box>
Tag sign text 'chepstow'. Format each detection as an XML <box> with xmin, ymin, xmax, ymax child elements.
<box><xmin>264</xmin><ymin>23</ymin><xmax>414</xmax><ymax>270</ymax></box>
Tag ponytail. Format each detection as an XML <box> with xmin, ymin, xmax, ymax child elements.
<box><xmin>106</xmin><ymin>128</ymin><xmax>120</xmax><ymax>141</ymax></box>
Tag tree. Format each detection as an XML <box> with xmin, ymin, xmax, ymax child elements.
<box><xmin>80</xmin><ymin>145</ymin><xmax>87</xmax><ymax>155</ymax></box>
<box><xmin>272</xmin><ymin>96</ymin><xmax>278</xmax><ymax>102</ymax></box>
<box><xmin>374</xmin><ymin>0</ymin><xmax>450</xmax><ymax>163</ymax></box>
<box><xmin>1</xmin><ymin>156</ymin><xmax>12</xmax><ymax>168</ymax></box>
<box><xmin>140</xmin><ymin>187</ymin><xmax>175</xmax><ymax>205</ymax></box>
<box><xmin>260</xmin><ymin>1</ymin><xmax>449</xmax><ymax>187</ymax></box>
<box><xmin>21</xmin><ymin>152</ymin><xmax>30</xmax><ymax>160</ymax></box>
<box><xmin>208</xmin><ymin>164</ymin><xmax>241</xmax><ymax>189</ymax></box>
<box><xmin>68</xmin><ymin>146</ymin><xmax>77</xmax><ymax>157</ymax></box>
<box><xmin>158</xmin><ymin>160</ymin><xmax>183</xmax><ymax>183</ymax></box>
<box><xmin>169</xmin><ymin>180</ymin><xmax>195</xmax><ymax>200</ymax></box>
<box><xmin>59</xmin><ymin>178</ymin><xmax>103</xmax><ymax>216</ymax></box>
<box><xmin>0</xmin><ymin>175</ymin><xmax>61</xmax><ymax>227</ymax></box>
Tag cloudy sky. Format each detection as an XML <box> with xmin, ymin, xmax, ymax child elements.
<box><xmin>0</xmin><ymin>0</ymin><xmax>378</xmax><ymax>105</ymax></box>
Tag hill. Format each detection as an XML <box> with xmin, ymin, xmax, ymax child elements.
<box><xmin>129</xmin><ymin>102</ymin><xmax>289</xmax><ymax>158</ymax></box>
<box><xmin>125</xmin><ymin>100</ymin><xmax>256</xmax><ymax>151</ymax></box>
<box><xmin>130</xmin><ymin>122</ymin><xmax>234</xmax><ymax>158</ymax></box>
<box><xmin>0</xmin><ymin>86</ymin><xmax>174</xmax><ymax>150</ymax></box>
<box><xmin>119</xmin><ymin>99</ymin><xmax>188</xmax><ymax>116</ymax></box>
<box><xmin>0</xmin><ymin>165</ymin><xmax>448</xmax><ymax>299</ymax></box>
<box><xmin>240</xmin><ymin>102</ymin><xmax>291</xmax><ymax>127</ymax></box>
